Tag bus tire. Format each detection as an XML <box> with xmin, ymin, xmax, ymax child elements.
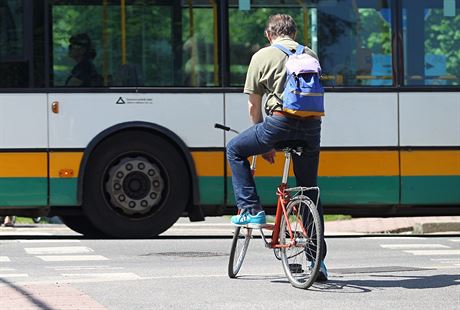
<box><xmin>82</xmin><ymin>130</ymin><xmax>190</xmax><ymax>238</ymax></box>
<box><xmin>60</xmin><ymin>215</ymin><xmax>106</xmax><ymax>238</ymax></box>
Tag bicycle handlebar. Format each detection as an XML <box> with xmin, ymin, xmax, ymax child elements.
<box><xmin>214</xmin><ymin>123</ymin><xmax>239</xmax><ymax>134</ymax></box>
<box><xmin>214</xmin><ymin>123</ymin><xmax>231</xmax><ymax>131</ymax></box>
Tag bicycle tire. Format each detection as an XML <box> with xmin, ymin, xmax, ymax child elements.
<box><xmin>279</xmin><ymin>195</ymin><xmax>323</xmax><ymax>289</ymax></box>
<box><xmin>228</xmin><ymin>226</ymin><xmax>252</xmax><ymax>278</ymax></box>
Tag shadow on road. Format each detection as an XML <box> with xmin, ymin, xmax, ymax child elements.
<box><xmin>313</xmin><ymin>273</ymin><xmax>460</xmax><ymax>293</ymax></box>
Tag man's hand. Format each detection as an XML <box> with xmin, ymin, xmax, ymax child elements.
<box><xmin>262</xmin><ymin>149</ymin><xmax>276</xmax><ymax>164</ymax></box>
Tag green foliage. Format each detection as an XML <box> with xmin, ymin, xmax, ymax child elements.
<box><xmin>50</xmin><ymin>2</ymin><xmax>459</xmax><ymax>87</ymax></box>
<box><xmin>425</xmin><ymin>10</ymin><xmax>460</xmax><ymax>83</ymax></box>
<box><xmin>359</xmin><ymin>9</ymin><xmax>391</xmax><ymax>54</ymax></box>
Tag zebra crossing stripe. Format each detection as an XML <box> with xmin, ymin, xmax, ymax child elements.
<box><xmin>60</xmin><ymin>272</ymin><xmax>141</xmax><ymax>280</ymax></box>
<box><xmin>404</xmin><ymin>250</ymin><xmax>460</xmax><ymax>256</ymax></box>
<box><xmin>25</xmin><ymin>246</ymin><xmax>94</xmax><ymax>255</ymax></box>
<box><xmin>0</xmin><ymin>256</ymin><xmax>11</xmax><ymax>262</ymax></box>
<box><xmin>0</xmin><ymin>273</ymin><xmax>28</xmax><ymax>278</ymax></box>
<box><xmin>36</xmin><ymin>255</ymin><xmax>109</xmax><ymax>262</ymax></box>
<box><xmin>380</xmin><ymin>244</ymin><xmax>450</xmax><ymax>249</ymax></box>
<box><xmin>0</xmin><ymin>268</ymin><xmax>15</xmax><ymax>271</ymax></box>
<box><xmin>20</xmin><ymin>239</ymin><xmax>81</xmax><ymax>243</ymax></box>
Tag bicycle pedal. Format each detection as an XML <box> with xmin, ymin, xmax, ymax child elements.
<box><xmin>288</xmin><ymin>263</ymin><xmax>304</xmax><ymax>273</ymax></box>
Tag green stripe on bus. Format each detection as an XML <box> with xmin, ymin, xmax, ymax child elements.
<box><xmin>50</xmin><ymin>178</ymin><xmax>78</xmax><ymax>206</ymax></box>
<box><xmin>401</xmin><ymin>176</ymin><xmax>460</xmax><ymax>204</ymax></box>
<box><xmin>49</xmin><ymin>177</ymin><xmax>226</xmax><ymax>207</ymax></box>
<box><xmin>0</xmin><ymin>178</ymin><xmax>47</xmax><ymax>206</ymax></box>
<box><xmin>226</xmin><ymin>176</ymin><xmax>400</xmax><ymax>205</ymax></box>
<box><xmin>198</xmin><ymin>176</ymin><xmax>225</xmax><ymax>204</ymax></box>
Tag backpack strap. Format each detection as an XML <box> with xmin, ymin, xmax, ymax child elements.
<box><xmin>295</xmin><ymin>45</ymin><xmax>305</xmax><ymax>55</ymax></box>
<box><xmin>272</xmin><ymin>44</ymin><xmax>293</xmax><ymax>56</ymax></box>
<box><xmin>273</xmin><ymin>44</ymin><xmax>306</xmax><ymax>56</ymax></box>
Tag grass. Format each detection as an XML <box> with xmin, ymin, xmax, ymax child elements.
<box><xmin>324</xmin><ymin>214</ymin><xmax>352</xmax><ymax>222</ymax></box>
<box><xmin>12</xmin><ymin>217</ymin><xmax>47</xmax><ymax>224</ymax></box>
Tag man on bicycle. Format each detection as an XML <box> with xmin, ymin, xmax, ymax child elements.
<box><xmin>226</xmin><ymin>14</ymin><xmax>328</xmax><ymax>281</ymax></box>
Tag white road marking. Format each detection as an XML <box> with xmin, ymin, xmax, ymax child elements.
<box><xmin>0</xmin><ymin>256</ymin><xmax>11</xmax><ymax>262</ymax></box>
<box><xmin>36</xmin><ymin>255</ymin><xmax>109</xmax><ymax>262</ymax></box>
<box><xmin>60</xmin><ymin>272</ymin><xmax>141</xmax><ymax>280</ymax></box>
<box><xmin>48</xmin><ymin>266</ymin><xmax>124</xmax><ymax>271</ymax></box>
<box><xmin>20</xmin><ymin>239</ymin><xmax>81</xmax><ymax>243</ymax></box>
<box><xmin>25</xmin><ymin>246</ymin><xmax>94</xmax><ymax>255</ymax></box>
<box><xmin>381</xmin><ymin>244</ymin><xmax>450</xmax><ymax>249</ymax></box>
<box><xmin>404</xmin><ymin>250</ymin><xmax>460</xmax><ymax>256</ymax></box>
<box><xmin>0</xmin><ymin>273</ymin><xmax>28</xmax><ymax>278</ymax></box>
<box><xmin>362</xmin><ymin>237</ymin><xmax>426</xmax><ymax>240</ymax></box>
<box><xmin>449</xmin><ymin>239</ymin><xmax>460</xmax><ymax>242</ymax></box>
<box><xmin>0</xmin><ymin>267</ymin><xmax>15</xmax><ymax>271</ymax></box>
<box><xmin>0</xmin><ymin>232</ymin><xmax>52</xmax><ymax>236</ymax></box>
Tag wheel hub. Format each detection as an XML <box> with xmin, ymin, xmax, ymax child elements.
<box><xmin>105</xmin><ymin>157</ymin><xmax>165</xmax><ymax>215</ymax></box>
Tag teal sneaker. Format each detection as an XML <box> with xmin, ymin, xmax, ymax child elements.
<box><xmin>231</xmin><ymin>210</ymin><xmax>266</xmax><ymax>226</ymax></box>
<box><xmin>307</xmin><ymin>260</ymin><xmax>328</xmax><ymax>282</ymax></box>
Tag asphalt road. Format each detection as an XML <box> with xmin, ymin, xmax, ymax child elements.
<box><xmin>0</xmin><ymin>226</ymin><xmax>459</xmax><ymax>309</ymax></box>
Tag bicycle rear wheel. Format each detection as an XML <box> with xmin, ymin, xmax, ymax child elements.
<box><xmin>228</xmin><ymin>226</ymin><xmax>252</xmax><ymax>278</ymax></box>
<box><xmin>279</xmin><ymin>195</ymin><xmax>323</xmax><ymax>289</ymax></box>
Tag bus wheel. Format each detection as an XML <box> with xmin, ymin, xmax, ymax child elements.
<box><xmin>60</xmin><ymin>215</ymin><xmax>106</xmax><ymax>238</ymax></box>
<box><xmin>82</xmin><ymin>130</ymin><xmax>190</xmax><ymax>238</ymax></box>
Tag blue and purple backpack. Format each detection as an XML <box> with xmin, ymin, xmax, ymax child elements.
<box><xmin>273</xmin><ymin>44</ymin><xmax>325</xmax><ymax>117</ymax></box>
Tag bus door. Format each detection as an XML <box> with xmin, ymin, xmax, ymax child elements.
<box><xmin>0</xmin><ymin>0</ymin><xmax>48</xmax><ymax>207</ymax></box>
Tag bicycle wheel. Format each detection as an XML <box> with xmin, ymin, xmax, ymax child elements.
<box><xmin>279</xmin><ymin>195</ymin><xmax>323</xmax><ymax>289</ymax></box>
<box><xmin>228</xmin><ymin>226</ymin><xmax>252</xmax><ymax>278</ymax></box>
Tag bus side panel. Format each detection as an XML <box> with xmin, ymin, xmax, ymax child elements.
<box><xmin>225</xmin><ymin>92</ymin><xmax>400</xmax><ymax>206</ymax></box>
<box><xmin>48</xmin><ymin>93</ymin><xmax>225</xmax><ymax>206</ymax></box>
<box><xmin>0</xmin><ymin>94</ymin><xmax>48</xmax><ymax>207</ymax></box>
<box><xmin>399</xmin><ymin>92</ymin><xmax>460</xmax><ymax>205</ymax></box>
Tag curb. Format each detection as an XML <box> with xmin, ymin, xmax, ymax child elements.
<box><xmin>413</xmin><ymin>222</ymin><xmax>460</xmax><ymax>234</ymax></box>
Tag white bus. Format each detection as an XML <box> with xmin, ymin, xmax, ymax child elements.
<box><xmin>0</xmin><ymin>0</ymin><xmax>459</xmax><ymax>237</ymax></box>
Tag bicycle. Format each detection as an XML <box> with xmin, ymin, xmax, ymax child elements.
<box><xmin>215</xmin><ymin>123</ymin><xmax>324</xmax><ymax>289</ymax></box>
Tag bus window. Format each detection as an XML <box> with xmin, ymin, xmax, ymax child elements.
<box><xmin>0</xmin><ymin>0</ymin><xmax>27</xmax><ymax>88</ymax></box>
<box><xmin>403</xmin><ymin>0</ymin><xmax>459</xmax><ymax>86</ymax></box>
<box><xmin>228</xmin><ymin>1</ymin><xmax>311</xmax><ymax>86</ymax></box>
<box><xmin>228</xmin><ymin>0</ymin><xmax>393</xmax><ymax>87</ymax></box>
<box><xmin>50</xmin><ymin>0</ymin><xmax>218</xmax><ymax>88</ymax></box>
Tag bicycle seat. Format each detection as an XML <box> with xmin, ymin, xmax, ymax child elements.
<box><xmin>274</xmin><ymin>140</ymin><xmax>308</xmax><ymax>153</ymax></box>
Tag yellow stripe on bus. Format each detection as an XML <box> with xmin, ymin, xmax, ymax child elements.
<box><xmin>2</xmin><ymin>149</ymin><xmax>457</xmax><ymax>180</ymax></box>
<box><xmin>191</xmin><ymin>151</ymin><xmax>225</xmax><ymax>176</ymax></box>
<box><xmin>0</xmin><ymin>153</ymin><xmax>47</xmax><ymax>177</ymax></box>
<box><xmin>320</xmin><ymin>151</ymin><xmax>399</xmax><ymax>176</ymax></box>
<box><xmin>401</xmin><ymin>150</ymin><xmax>460</xmax><ymax>176</ymax></box>
<box><xmin>49</xmin><ymin>152</ymin><xmax>84</xmax><ymax>178</ymax></box>
<box><xmin>224</xmin><ymin>150</ymin><xmax>399</xmax><ymax>177</ymax></box>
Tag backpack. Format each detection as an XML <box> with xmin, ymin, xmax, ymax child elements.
<box><xmin>273</xmin><ymin>44</ymin><xmax>325</xmax><ymax>116</ymax></box>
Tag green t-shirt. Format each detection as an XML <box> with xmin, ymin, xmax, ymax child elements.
<box><xmin>243</xmin><ymin>36</ymin><xmax>318</xmax><ymax>115</ymax></box>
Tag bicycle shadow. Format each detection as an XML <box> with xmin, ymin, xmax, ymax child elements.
<box><xmin>231</xmin><ymin>270</ymin><xmax>459</xmax><ymax>294</ymax></box>
<box><xmin>310</xmin><ymin>273</ymin><xmax>460</xmax><ymax>293</ymax></box>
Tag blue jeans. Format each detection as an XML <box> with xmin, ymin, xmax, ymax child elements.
<box><xmin>227</xmin><ymin>115</ymin><xmax>326</xmax><ymax>259</ymax></box>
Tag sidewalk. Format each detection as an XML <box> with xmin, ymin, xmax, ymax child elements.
<box><xmin>324</xmin><ymin>216</ymin><xmax>460</xmax><ymax>235</ymax></box>
<box><xmin>1</xmin><ymin>216</ymin><xmax>459</xmax><ymax>237</ymax></box>
<box><xmin>167</xmin><ymin>215</ymin><xmax>460</xmax><ymax>236</ymax></box>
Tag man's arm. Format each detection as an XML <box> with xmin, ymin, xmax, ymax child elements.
<box><xmin>248</xmin><ymin>93</ymin><xmax>263</xmax><ymax>124</ymax></box>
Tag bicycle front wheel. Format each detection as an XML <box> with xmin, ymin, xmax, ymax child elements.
<box><xmin>228</xmin><ymin>226</ymin><xmax>252</xmax><ymax>278</ymax></box>
<box><xmin>279</xmin><ymin>195</ymin><xmax>323</xmax><ymax>289</ymax></box>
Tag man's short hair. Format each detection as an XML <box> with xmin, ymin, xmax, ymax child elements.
<box><xmin>265</xmin><ymin>14</ymin><xmax>297</xmax><ymax>39</ymax></box>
